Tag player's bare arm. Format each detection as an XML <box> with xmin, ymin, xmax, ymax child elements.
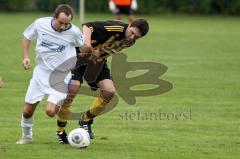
<box><xmin>79</xmin><ymin>25</ymin><xmax>101</xmax><ymax>62</ymax></box>
<box><xmin>22</xmin><ymin>37</ymin><xmax>31</xmax><ymax>70</ymax></box>
<box><xmin>82</xmin><ymin>25</ymin><xmax>92</xmax><ymax>47</ymax></box>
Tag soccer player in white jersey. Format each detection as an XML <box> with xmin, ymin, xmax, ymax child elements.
<box><xmin>16</xmin><ymin>4</ymin><xmax>84</xmax><ymax>144</ymax></box>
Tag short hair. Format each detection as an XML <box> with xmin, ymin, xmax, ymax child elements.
<box><xmin>54</xmin><ymin>4</ymin><xmax>74</xmax><ymax>20</ymax></box>
<box><xmin>130</xmin><ymin>19</ymin><xmax>149</xmax><ymax>37</ymax></box>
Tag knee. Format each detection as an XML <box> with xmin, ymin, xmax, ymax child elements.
<box><xmin>23</xmin><ymin>111</ymin><xmax>33</xmax><ymax>119</ymax></box>
<box><xmin>46</xmin><ymin>109</ymin><xmax>55</xmax><ymax>117</ymax></box>
<box><xmin>46</xmin><ymin>102</ymin><xmax>59</xmax><ymax>117</ymax></box>
<box><xmin>108</xmin><ymin>88</ymin><xmax>116</xmax><ymax>97</ymax></box>
<box><xmin>69</xmin><ymin>85</ymin><xmax>80</xmax><ymax>95</ymax></box>
<box><xmin>23</xmin><ymin>104</ymin><xmax>35</xmax><ymax>118</ymax></box>
<box><xmin>101</xmin><ymin>87</ymin><xmax>116</xmax><ymax>102</ymax></box>
<box><xmin>68</xmin><ymin>81</ymin><xmax>80</xmax><ymax>98</ymax></box>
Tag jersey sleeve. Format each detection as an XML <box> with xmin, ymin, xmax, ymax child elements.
<box><xmin>83</xmin><ymin>21</ymin><xmax>107</xmax><ymax>35</ymax></box>
<box><xmin>74</xmin><ymin>28</ymin><xmax>84</xmax><ymax>47</ymax></box>
<box><xmin>23</xmin><ymin>20</ymin><xmax>38</xmax><ymax>40</ymax></box>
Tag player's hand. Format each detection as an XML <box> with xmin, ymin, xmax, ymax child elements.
<box><xmin>78</xmin><ymin>44</ymin><xmax>95</xmax><ymax>58</ymax></box>
<box><xmin>80</xmin><ymin>44</ymin><xmax>93</xmax><ymax>54</ymax></box>
<box><xmin>22</xmin><ymin>57</ymin><xmax>31</xmax><ymax>70</ymax></box>
<box><xmin>78</xmin><ymin>52</ymin><xmax>89</xmax><ymax>58</ymax></box>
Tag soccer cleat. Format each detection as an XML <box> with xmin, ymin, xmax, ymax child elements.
<box><xmin>79</xmin><ymin>119</ymin><xmax>94</xmax><ymax>139</ymax></box>
<box><xmin>56</xmin><ymin>130</ymin><xmax>69</xmax><ymax>144</ymax></box>
<box><xmin>16</xmin><ymin>137</ymin><xmax>32</xmax><ymax>144</ymax></box>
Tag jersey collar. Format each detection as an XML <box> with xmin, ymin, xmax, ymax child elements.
<box><xmin>51</xmin><ymin>18</ymin><xmax>72</xmax><ymax>32</ymax></box>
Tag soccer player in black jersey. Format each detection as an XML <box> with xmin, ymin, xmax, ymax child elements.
<box><xmin>56</xmin><ymin>19</ymin><xmax>149</xmax><ymax>143</ymax></box>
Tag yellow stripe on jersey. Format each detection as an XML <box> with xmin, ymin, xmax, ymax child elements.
<box><xmin>104</xmin><ymin>26</ymin><xmax>124</xmax><ymax>28</ymax></box>
<box><xmin>104</xmin><ymin>26</ymin><xmax>124</xmax><ymax>32</ymax></box>
<box><xmin>104</xmin><ymin>26</ymin><xmax>124</xmax><ymax>29</ymax></box>
<box><xmin>88</xmin><ymin>26</ymin><xmax>94</xmax><ymax>32</ymax></box>
<box><xmin>104</xmin><ymin>29</ymin><xmax>124</xmax><ymax>32</ymax></box>
<box><xmin>105</xmin><ymin>29</ymin><xmax>124</xmax><ymax>32</ymax></box>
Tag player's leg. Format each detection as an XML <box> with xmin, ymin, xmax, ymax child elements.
<box><xmin>79</xmin><ymin>63</ymin><xmax>114</xmax><ymax>139</ymax></box>
<box><xmin>115</xmin><ymin>5</ymin><xmax>122</xmax><ymax>20</ymax></box>
<box><xmin>79</xmin><ymin>79</ymin><xmax>116</xmax><ymax>139</ymax></box>
<box><xmin>48</xmin><ymin>92</ymin><xmax>70</xmax><ymax>144</ymax></box>
<box><xmin>16</xmin><ymin>102</ymin><xmax>38</xmax><ymax>144</ymax></box>
<box><xmin>46</xmin><ymin>98</ymin><xmax>68</xmax><ymax>144</ymax></box>
<box><xmin>57</xmin><ymin>80</ymin><xmax>81</xmax><ymax>124</ymax></box>
<box><xmin>56</xmin><ymin>65</ymin><xmax>84</xmax><ymax>144</ymax></box>
<box><xmin>125</xmin><ymin>6</ymin><xmax>134</xmax><ymax>23</ymax></box>
<box><xmin>45</xmin><ymin>102</ymin><xmax>59</xmax><ymax>117</ymax></box>
<box><xmin>56</xmin><ymin>66</ymin><xmax>84</xmax><ymax>131</ymax></box>
<box><xmin>81</xmin><ymin>79</ymin><xmax>115</xmax><ymax>121</ymax></box>
<box><xmin>57</xmin><ymin>81</ymin><xmax>80</xmax><ymax>126</ymax></box>
<box><xmin>55</xmin><ymin>80</ymin><xmax>81</xmax><ymax>144</ymax></box>
<box><xmin>16</xmin><ymin>78</ymin><xmax>44</xmax><ymax>144</ymax></box>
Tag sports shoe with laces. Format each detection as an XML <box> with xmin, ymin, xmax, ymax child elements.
<box><xmin>79</xmin><ymin>119</ymin><xmax>94</xmax><ymax>139</ymax></box>
<box><xmin>56</xmin><ymin>130</ymin><xmax>69</xmax><ymax>144</ymax></box>
<box><xmin>16</xmin><ymin>137</ymin><xmax>32</xmax><ymax>144</ymax></box>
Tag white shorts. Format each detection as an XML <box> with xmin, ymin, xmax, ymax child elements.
<box><xmin>25</xmin><ymin>65</ymin><xmax>71</xmax><ymax>105</ymax></box>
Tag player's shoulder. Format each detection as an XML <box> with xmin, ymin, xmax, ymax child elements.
<box><xmin>69</xmin><ymin>23</ymin><xmax>82</xmax><ymax>34</ymax></box>
<box><xmin>102</xmin><ymin>20</ymin><xmax>128</xmax><ymax>32</ymax></box>
<box><xmin>34</xmin><ymin>17</ymin><xmax>52</xmax><ymax>27</ymax></box>
<box><xmin>109</xmin><ymin>20</ymin><xmax>128</xmax><ymax>26</ymax></box>
<box><xmin>28</xmin><ymin>17</ymin><xmax>51</xmax><ymax>29</ymax></box>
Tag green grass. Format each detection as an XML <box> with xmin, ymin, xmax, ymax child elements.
<box><xmin>0</xmin><ymin>13</ymin><xmax>240</xmax><ymax>159</ymax></box>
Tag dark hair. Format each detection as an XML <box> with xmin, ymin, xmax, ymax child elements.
<box><xmin>130</xmin><ymin>19</ymin><xmax>149</xmax><ymax>37</ymax></box>
<box><xmin>54</xmin><ymin>4</ymin><xmax>74</xmax><ymax>20</ymax></box>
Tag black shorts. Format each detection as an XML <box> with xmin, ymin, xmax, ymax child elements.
<box><xmin>71</xmin><ymin>62</ymin><xmax>111</xmax><ymax>91</ymax></box>
<box><xmin>116</xmin><ymin>5</ymin><xmax>133</xmax><ymax>15</ymax></box>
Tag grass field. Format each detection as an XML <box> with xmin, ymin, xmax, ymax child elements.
<box><xmin>0</xmin><ymin>13</ymin><xmax>240</xmax><ymax>159</ymax></box>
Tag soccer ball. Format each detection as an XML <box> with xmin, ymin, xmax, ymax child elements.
<box><xmin>68</xmin><ymin>128</ymin><xmax>90</xmax><ymax>148</ymax></box>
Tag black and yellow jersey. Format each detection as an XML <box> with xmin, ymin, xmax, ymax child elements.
<box><xmin>79</xmin><ymin>20</ymin><xmax>135</xmax><ymax>59</ymax></box>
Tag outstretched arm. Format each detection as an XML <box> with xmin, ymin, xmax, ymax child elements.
<box><xmin>82</xmin><ymin>25</ymin><xmax>92</xmax><ymax>47</ymax></box>
<box><xmin>78</xmin><ymin>25</ymin><xmax>93</xmax><ymax>54</ymax></box>
<box><xmin>22</xmin><ymin>37</ymin><xmax>31</xmax><ymax>70</ymax></box>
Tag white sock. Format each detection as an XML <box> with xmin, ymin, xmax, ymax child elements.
<box><xmin>20</xmin><ymin>115</ymin><xmax>33</xmax><ymax>139</ymax></box>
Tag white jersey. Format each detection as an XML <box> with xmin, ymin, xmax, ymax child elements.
<box><xmin>23</xmin><ymin>17</ymin><xmax>84</xmax><ymax>105</ymax></box>
<box><xmin>23</xmin><ymin>17</ymin><xmax>83</xmax><ymax>71</ymax></box>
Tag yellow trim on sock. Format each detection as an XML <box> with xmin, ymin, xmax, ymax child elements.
<box><xmin>57</xmin><ymin>127</ymin><xmax>65</xmax><ymax>132</ymax></box>
<box><xmin>57</xmin><ymin>99</ymin><xmax>72</xmax><ymax>120</ymax></box>
<box><xmin>89</xmin><ymin>97</ymin><xmax>108</xmax><ymax>116</ymax></box>
<box><xmin>56</xmin><ymin>119</ymin><xmax>67</xmax><ymax>132</ymax></box>
<box><xmin>82</xmin><ymin>114</ymin><xmax>91</xmax><ymax>123</ymax></box>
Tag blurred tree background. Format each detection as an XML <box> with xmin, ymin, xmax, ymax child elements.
<box><xmin>0</xmin><ymin>0</ymin><xmax>240</xmax><ymax>15</ymax></box>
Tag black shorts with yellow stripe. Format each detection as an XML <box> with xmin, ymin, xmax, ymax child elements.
<box><xmin>71</xmin><ymin>62</ymin><xmax>111</xmax><ymax>91</ymax></box>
